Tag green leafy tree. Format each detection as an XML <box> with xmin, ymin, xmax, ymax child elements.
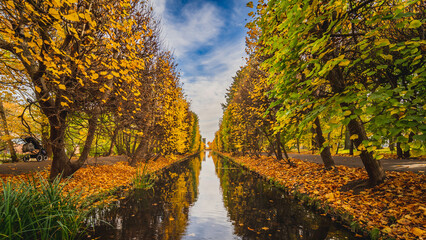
<box><xmin>258</xmin><ymin>0</ymin><xmax>425</xmax><ymax>184</ymax></box>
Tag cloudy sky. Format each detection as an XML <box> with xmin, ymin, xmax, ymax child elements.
<box><xmin>152</xmin><ymin>0</ymin><xmax>250</xmax><ymax>142</ymax></box>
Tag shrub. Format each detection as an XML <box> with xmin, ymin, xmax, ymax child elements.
<box><xmin>0</xmin><ymin>175</ymin><xmax>86</xmax><ymax>240</ymax></box>
<box><xmin>132</xmin><ymin>164</ymin><xmax>155</xmax><ymax>189</ymax></box>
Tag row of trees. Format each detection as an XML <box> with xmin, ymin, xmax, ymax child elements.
<box><xmin>213</xmin><ymin>0</ymin><xmax>425</xmax><ymax>185</ymax></box>
<box><xmin>0</xmin><ymin>0</ymin><xmax>202</xmax><ymax>179</ymax></box>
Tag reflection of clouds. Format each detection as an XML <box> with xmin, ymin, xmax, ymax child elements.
<box><xmin>152</xmin><ymin>0</ymin><xmax>249</xmax><ymax>141</ymax></box>
<box><xmin>183</xmin><ymin>154</ymin><xmax>236</xmax><ymax>239</ymax></box>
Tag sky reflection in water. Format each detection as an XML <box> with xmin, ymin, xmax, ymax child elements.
<box><xmin>83</xmin><ymin>152</ymin><xmax>363</xmax><ymax>240</ymax></box>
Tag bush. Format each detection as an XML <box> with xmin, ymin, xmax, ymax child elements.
<box><xmin>0</xmin><ymin>175</ymin><xmax>86</xmax><ymax>240</ymax></box>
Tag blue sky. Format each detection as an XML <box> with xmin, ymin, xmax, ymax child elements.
<box><xmin>152</xmin><ymin>0</ymin><xmax>250</xmax><ymax>142</ymax></box>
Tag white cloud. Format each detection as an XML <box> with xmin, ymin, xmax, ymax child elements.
<box><xmin>151</xmin><ymin>0</ymin><xmax>166</xmax><ymax>17</ymax></box>
<box><xmin>182</xmin><ymin>39</ymin><xmax>246</xmax><ymax>141</ymax></box>
<box><xmin>153</xmin><ymin>0</ymin><xmax>248</xmax><ymax>142</ymax></box>
<box><xmin>159</xmin><ymin>3</ymin><xmax>224</xmax><ymax>57</ymax></box>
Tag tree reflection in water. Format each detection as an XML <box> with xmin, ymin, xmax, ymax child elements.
<box><xmin>83</xmin><ymin>152</ymin><xmax>362</xmax><ymax>240</ymax></box>
<box><xmin>84</xmin><ymin>152</ymin><xmax>203</xmax><ymax>240</ymax></box>
<box><xmin>212</xmin><ymin>152</ymin><xmax>363</xmax><ymax>240</ymax></box>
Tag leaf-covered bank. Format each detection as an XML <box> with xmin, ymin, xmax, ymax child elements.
<box><xmin>0</xmin><ymin>153</ymin><xmax>201</xmax><ymax>240</ymax></box>
<box><xmin>214</xmin><ymin>152</ymin><xmax>425</xmax><ymax>240</ymax></box>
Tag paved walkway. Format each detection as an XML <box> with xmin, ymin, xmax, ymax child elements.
<box><xmin>1</xmin><ymin>153</ymin><xmax>425</xmax><ymax>175</ymax></box>
<box><xmin>288</xmin><ymin>153</ymin><xmax>426</xmax><ymax>173</ymax></box>
<box><xmin>0</xmin><ymin>155</ymin><xmax>127</xmax><ymax>175</ymax></box>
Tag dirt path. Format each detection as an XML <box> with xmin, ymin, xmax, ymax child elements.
<box><xmin>288</xmin><ymin>153</ymin><xmax>426</xmax><ymax>173</ymax></box>
<box><xmin>0</xmin><ymin>155</ymin><xmax>128</xmax><ymax>175</ymax></box>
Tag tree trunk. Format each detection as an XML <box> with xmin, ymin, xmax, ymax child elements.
<box><xmin>48</xmin><ymin>110</ymin><xmax>72</xmax><ymax>179</ymax></box>
<box><xmin>276</xmin><ymin>132</ymin><xmax>295</xmax><ymax>166</ymax></box>
<box><xmin>131</xmin><ymin>135</ymin><xmax>139</xmax><ymax>155</ymax></box>
<box><xmin>396</xmin><ymin>132</ymin><xmax>404</xmax><ymax>158</ymax></box>
<box><xmin>116</xmin><ymin>132</ymin><xmax>125</xmax><ymax>155</ymax></box>
<box><xmin>49</xmin><ymin>112</ymin><xmax>99</xmax><ymax>179</ymax></box>
<box><xmin>70</xmin><ymin>114</ymin><xmax>99</xmax><ymax>171</ymax></box>
<box><xmin>132</xmin><ymin>136</ymin><xmax>149</xmax><ymax>165</ymax></box>
<box><xmin>403</xmin><ymin>147</ymin><xmax>410</xmax><ymax>159</ymax></box>
<box><xmin>41</xmin><ymin>121</ymin><xmax>52</xmax><ymax>159</ymax></box>
<box><xmin>349</xmin><ymin>140</ymin><xmax>354</xmax><ymax>155</ymax></box>
<box><xmin>326</xmin><ymin>54</ymin><xmax>385</xmax><ymax>184</ymax></box>
<box><xmin>125</xmin><ymin>134</ymin><xmax>131</xmax><ymax>155</ymax></box>
<box><xmin>344</xmin><ymin>127</ymin><xmax>351</xmax><ymax>149</ymax></box>
<box><xmin>277</xmin><ymin>133</ymin><xmax>290</xmax><ymax>159</ymax></box>
<box><xmin>106</xmin><ymin>126</ymin><xmax>119</xmax><ymax>156</ymax></box>
<box><xmin>335</xmin><ymin>142</ymin><xmax>340</xmax><ymax>155</ymax></box>
<box><xmin>347</xmin><ymin>119</ymin><xmax>386</xmax><ymax>185</ymax></box>
<box><xmin>336</xmin><ymin>126</ymin><xmax>344</xmax><ymax>154</ymax></box>
<box><xmin>396</xmin><ymin>142</ymin><xmax>403</xmax><ymax>158</ymax></box>
<box><xmin>389</xmin><ymin>137</ymin><xmax>395</xmax><ymax>152</ymax></box>
<box><xmin>131</xmin><ymin>122</ymin><xmax>152</xmax><ymax>165</ymax></box>
<box><xmin>314</xmin><ymin>117</ymin><xmax>335</xmax><ymax>169</ymax></box>
<box><xmin>0</xmin><ymin>101</ymin><xmax>18</xmax><ymax>162</ymax></box>
<box><xmin>310</xmin><ymin>127</ymin><xmax>317</xmax><ymax>154</ymax></box>
<box><xmin>133</xmin><ymin>139</ymin><xmax>148</xmax><ymax>164</ymax></box>
<box><xmin>275</xmin><ymin>133</ymin><xmax>283</xmax><ymax>161</ymax></box>
<box><xmin>403</xmin><ymin>132</ymin><xmax>414</xmax><ymax>159</ymax></box>
<box><xmin>267</xmin><ymin>145</ymin><xmax>274</xmax><ymax>157</ymax></box>
<box><xmin>296</xmin><ymin>138</ymin><xmax>300</xmax><ymax>153</ymax></box>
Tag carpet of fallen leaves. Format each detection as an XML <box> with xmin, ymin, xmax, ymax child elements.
<box><xmin>0</xmin><ymin>154</ymin><xmax>190</xmax><ymax>208</ymax></box>
<box><xmin>220</xmin><ymin>153</ymin><xmax>426</xmax><ymax>240</ymax></box>
<box><xmin>291</xmin><ymin>151</ymin><xmax>426</xmax><ymax>161</ymax></box>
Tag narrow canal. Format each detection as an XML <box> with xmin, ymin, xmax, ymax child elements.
<box><xmin>83</xmin><ymin>151</ymin><xmax>362</xmax><ymax>239</ymax></box>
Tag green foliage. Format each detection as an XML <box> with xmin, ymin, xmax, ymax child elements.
<box><xmin>370</xmin><ymin>228</ymin><xmax>381</xmax><ymax>240</ymax></box>
<box><xmin>215</xmin><ymin>0</ymin><xmax>424</xmax><ymax>186</ymax></box>
<box><xmin>258</xmin><ymin>0</ymin><xmax>425</xmax><ymax>155</ymax></box>
<box><xmin>0</xmin><ymin>176</ymin><xmax>86</xmax><ymax>240</ymax></box>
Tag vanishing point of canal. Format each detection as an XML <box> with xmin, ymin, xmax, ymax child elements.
<box><xmin>83</xmin><ymin>151</ymin><xmax>363</xmax><ymax>239</ymax></box>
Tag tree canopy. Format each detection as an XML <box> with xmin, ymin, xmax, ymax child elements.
<box><xmin>213</xmin><ymin>0</ymin><xmax>425</xmax><ymax>185</ymax></box>
<box><xmin>0</xmin><ymin>0</ymin><xmax>202</xmax><ymax>178</ymax></box>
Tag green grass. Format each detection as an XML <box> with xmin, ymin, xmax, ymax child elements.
<box><xmin>132</xmin><ymin>164</ymin><xmax>155</xmax><ymax>189</ymax></box>
<box><xmin>0</xmin><ymin>175</ymin><xmax>87</xmax><ymax>240</ymax></box>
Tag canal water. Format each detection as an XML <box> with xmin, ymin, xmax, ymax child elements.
<box><xmin>83</xmin><ymin>151</ymin><xmax>362</xmax><ymax>239</ymax></box>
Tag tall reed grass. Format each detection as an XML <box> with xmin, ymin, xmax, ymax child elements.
<box><xmin>132</xmin><ymin>164</ymin><xmax>155</xmax><ymax>189</ymax></box>
<box><xmin>0</xmin><ymin>175</ymin><xmax>86</xmax><ymax>240</ymax></box>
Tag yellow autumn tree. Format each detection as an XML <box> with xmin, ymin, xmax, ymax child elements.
<box><xmin>0</xmin><ymin>0</ymin><xmax>156</xmax><ymax>178</ymax></box>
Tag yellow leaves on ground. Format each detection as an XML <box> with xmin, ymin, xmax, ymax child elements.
<box><xmin>412</xmin><ymin>227</ymin><xmax>425</xmax><ymax>237</ymax></box>
<box><xmin>0</xmin><ymin>155</ymin><xmax>188</xmax><ymax>207</ymax></box>
<box><xmin>223</xmin><ymin>153</ymin><xmax>425</xmax><ymax>240</ymax></box>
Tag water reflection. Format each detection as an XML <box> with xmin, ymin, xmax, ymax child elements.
<box><xmin>212</xmin><ymin>152</ymin><xmax>362</xmax><ymax>240</ymax></box>
<box><xmin>82</xmin><ymin>152</ymin><xmax>363</xmax><ymax>240</ymax></box>
<box><xmin>83</xmin><ymin>152</ymin><xmax>203</xmax><ymax>240</ymax></box>
<box><xmin>182</xmin><ymin>152</ymin><xmax>237</xmax><ymax>240</ymax></box>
